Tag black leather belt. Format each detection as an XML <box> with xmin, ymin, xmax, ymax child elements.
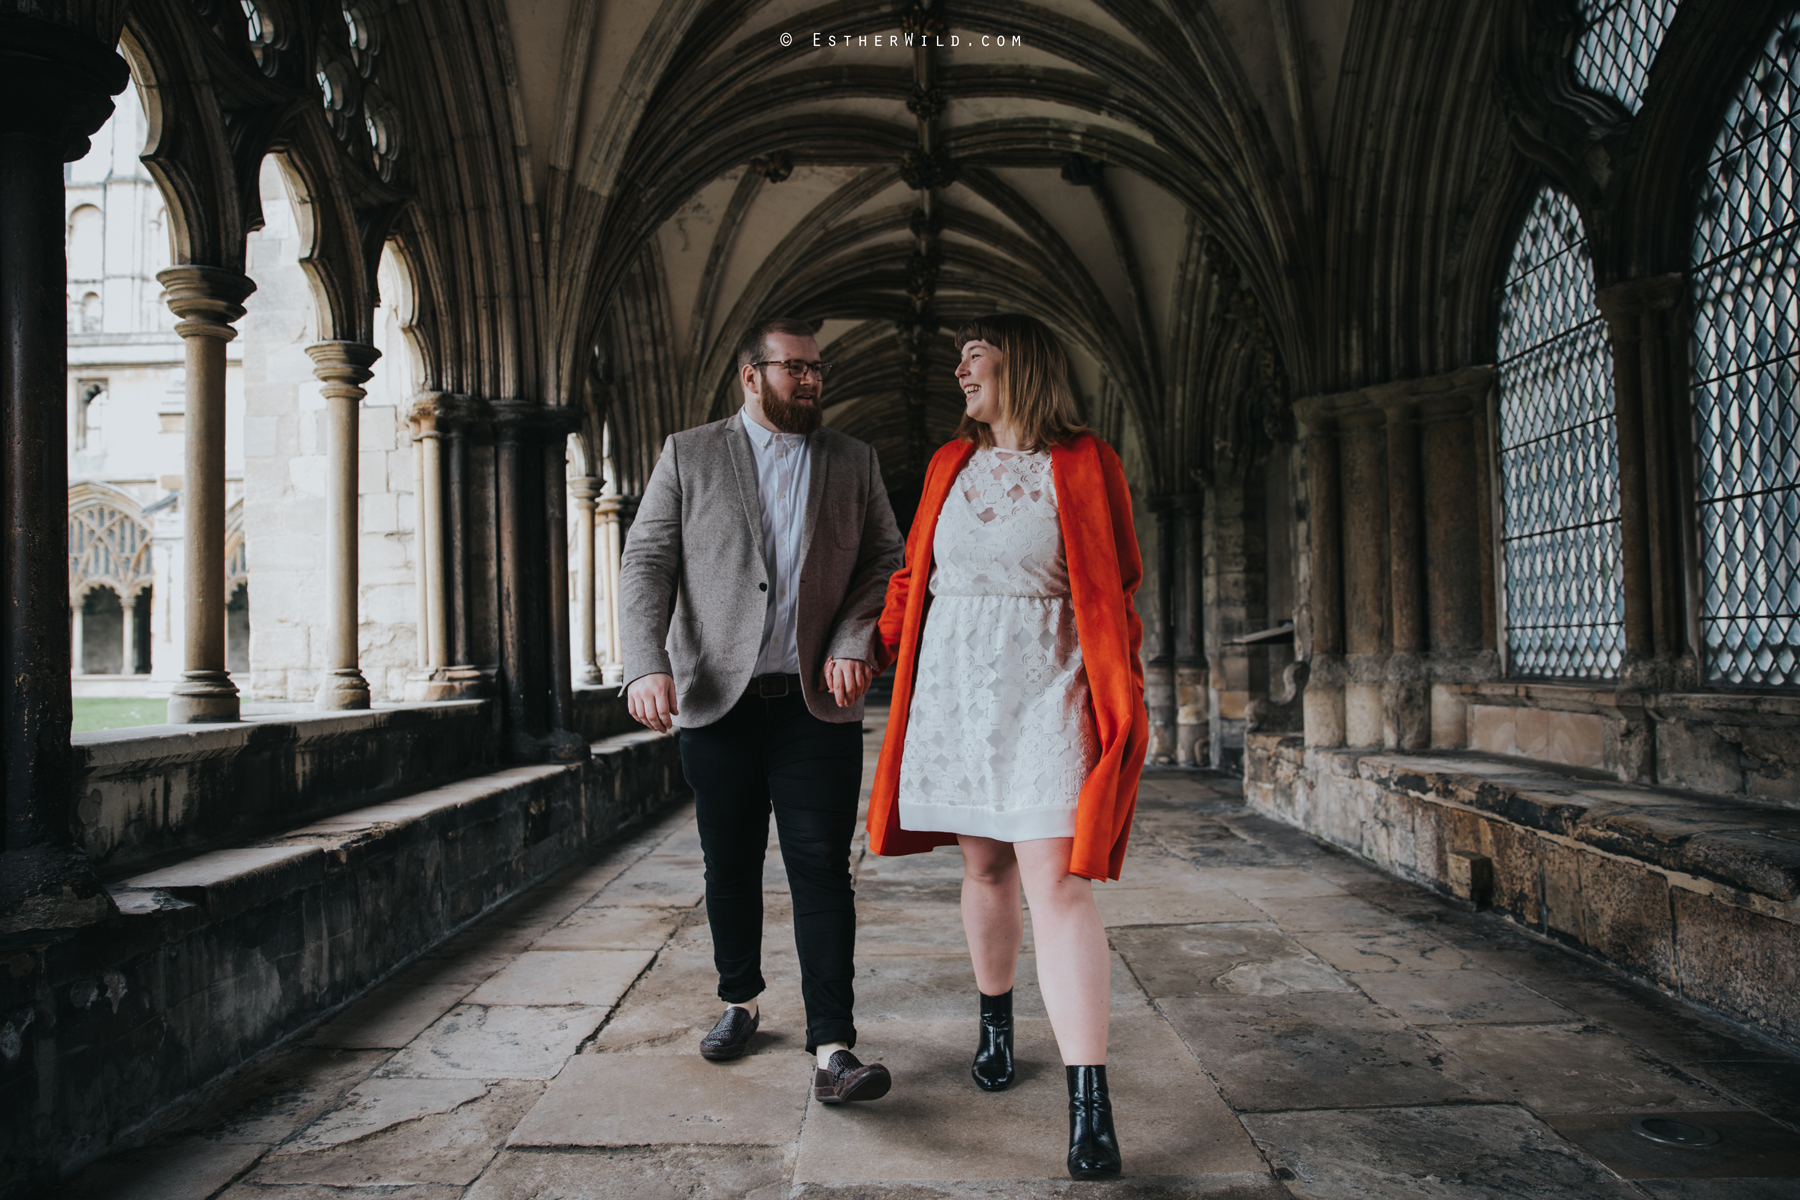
<box><xmin>747</xmin><ymin>673</ymin><xmax>803</xmax><ymax>699</ymax></box>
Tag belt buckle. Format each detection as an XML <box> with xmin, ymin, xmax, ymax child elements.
<box><xmin>757</xmin><ymin>674</ymin><xmax>791</xmax><ymax>698</ymax></box>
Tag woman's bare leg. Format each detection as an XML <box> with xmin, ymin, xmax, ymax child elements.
<box><xmin>1015</xmin><ymin>838</ymin><xmax>1109</xmax><ymax>1064</ymax></box>
<box><xmin>958</xmin><ymin>835</ymin><xmax>1023</xmax><ymax>995</ymax></box>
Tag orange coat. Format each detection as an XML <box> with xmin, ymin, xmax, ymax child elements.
<box><xmin>867</xmin><ymin>433</ymin><xmax>1148</xmax><ymax>881</ymax></box>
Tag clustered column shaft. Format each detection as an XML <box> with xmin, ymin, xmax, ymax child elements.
<box><xmin>571</xmin><ymin>477</ymin><xmax>601</xmax><ymax>684</ymax></box>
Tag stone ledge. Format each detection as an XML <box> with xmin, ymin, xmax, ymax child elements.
<box><xmin>1248</xmin><ymin>732</ymin><xmax>1800</xmax><ymax>1045</ymax></box>
<box><xmin>0</xmin><ymin>727</ymin><xmax>687</xmax><ymax>1192</ymax></box>
<box><xmin>74</xmin><ymin>700</ymin><xmax>502</xmax><ymax>879</ymax></box>
<box><xmin>1336</xmin><ymin>747</ymin><xmax>1800</xmax><ymax>902</ymax></box>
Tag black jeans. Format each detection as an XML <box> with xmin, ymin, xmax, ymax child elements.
<box><xmin>678</xmin><ymin>691</ymin><xmax>863</xmax><ymax>1053</ymax></box>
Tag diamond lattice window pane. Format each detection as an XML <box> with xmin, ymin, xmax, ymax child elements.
<box><xmin>1573</xmin><ymin>0</ymin><xmax>1681</xmax><ymax>116</ymax></box>
<box><xmin>1498</xmin><ymin>186</ymin><xmax>1624</xmax><ymax>680</ymax></box>
<box><xmin>1692</xmin><ymin>14</ymin><xmax>1800</xmax><ymax>688</ymax></box>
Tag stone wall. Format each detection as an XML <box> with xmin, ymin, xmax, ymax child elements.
<box><xmin>1249</xmin><ymin>733</ymin><xmax>1800</xmax><ymax>1047</ymax></box>
<box><xmin>1</xmin><ymin>718</ymin><xmax>686</xmax><ymax>1195</ymax></box>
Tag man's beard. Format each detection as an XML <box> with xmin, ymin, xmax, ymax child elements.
<box><xmin>762</xmin><ymin>379</ymin><xmax>822</xmax><ymax>435</ymax></box>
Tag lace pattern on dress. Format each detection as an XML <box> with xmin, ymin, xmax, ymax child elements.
<box><xmin>898</xmin><ymin>448</ymin><xmax>1099</xmax><ymax>841</ymax></box>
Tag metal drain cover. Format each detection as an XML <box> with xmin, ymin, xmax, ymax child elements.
<box><xmin>1629</xmin><ymin>1115</ymin><xmax>1722</xmax><ymax>1148</ymax></box>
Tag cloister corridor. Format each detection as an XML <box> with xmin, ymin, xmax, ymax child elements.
<box><xmin>47</xmin><ymin>713</ymin><xmax>1800</xmax><ymax>1200</ymax></box>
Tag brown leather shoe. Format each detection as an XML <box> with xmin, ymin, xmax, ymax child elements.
<box><xmin>812</xmin><ymin>1049</ymin><xmax>892</xmax><ymax>1103</ymax></box>
<box><xmin>699</xmin><ymin>1006</ymin><xmax>758</xmax><ymax>1061</ymax></box>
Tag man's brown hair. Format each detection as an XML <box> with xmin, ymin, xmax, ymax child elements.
<box><xmin>736</xmin><ymin>317</ymin><xmax>819</xmax><ymax>372</ymax></box>
<box><xmin>954</xmin><ymin>312</ymin><xmax>1090</xmax><ymax>451</ymax></box>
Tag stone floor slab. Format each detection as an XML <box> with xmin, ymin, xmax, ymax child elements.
<box><xmin>1202</xmin><ymin>867</ymin><xmax>1347</xmax><ymax>900</ymax></box>
<box><xmin>532</xmin><ymin>905</ymin><xmax>688</xmax><ymax>951</ymax></box>
<box><xmin>465</xmin><ymin>949</ymin><xmax>657</xmax><ymax>1007</ymax></box>
<box><xmin>249</xmin><ymin>1079</ymin><xmax>543</xmax><ymax>1187</ymax></box>
<box><xmin>790</xmin><ymin>1178</ymin><xmax>1291</xmax><ymax>1199</ymax></box>
<box><xmin>310</xmin><ymin>981</ymin><xmax>475</xmax><ymax>1049</ymax></box>
<box><xmin>1096</xmin><ymin>878</ymin><xmax>1269</xmax><ymax>927</ymax></box>
<box><xmin>169</xmin><ymin>1047</ymin><xmax>391</xmax><ymax>1145</ymax></box>
<box><xmin>1540</xmin><ymin>1110</ymin><xmax>1800</xmax><ymax>1181</ymax></box>
<box><xmin>1111</xmin><ymin>923</ymin><xmax>1353</xmax><ymax>999</ymax></box>
<box><xmin>1426</xmin><ymin>1023</ymin><xmax>1736</xmax><ymax>1114</ymax></box>
<box><xmin>375</xmin><ymin>1005</ymin><xmax>610</xmax><ymax>1079</ymax></box>
<box><xmin>1244</xmin><ymin>893</ymin><xmax>1401</xmax><ymax>931</ymax></box>
<box><xmin>1350</xmin><ymin>967</ymin><xmax>1576</xmax><ymax>1025</ymax></box>
<box><xmin>466</xmin><ymin>1146</ymin><xmax>793</xmax><ymax>1200</ymax></box>
<box><xmin>1159</xmin><ymin>992</ymin><xmax>1500</xmax><ymax>1112</ymax></box>
<box><xmin>1244</xmin><ymin>1104</ymin><xmax>1621</xmax><ymax>1199</ymax></box>
<box><xmin>1293</xmin><ymin>929</ymin><xmax>1470</xmax><ymax>974</ymax></box>
<box><xmin>280</xmin><ymin>1078</ymin><xmax>490</xmax><ymax>1150</ymax></box>
<box><xmin>588</xmin><ymin>852</ymin><xmax>707</xmax><ymax>907</ymax></box>
<box><xmin>219</xmin><ymin>1185</ymin><xmax>462</xmax><ymax>1199</ymax></box>
<box><xmin>1680</xmin><ymin>1060</ymin><xmax>1800</xmax><ymax>1127</ymax></box>
<box><xmin>586</xmin><ymin>943</ymin><xmax>806</xmax><ymax>1056</ymax></box>
<box><xmin>58</xmin><ymin>1136</ymin><xmax>269</xmax><ymax>1200</ymax></box>
<box><xmin>508</xmin><ymin>1052</ymin><xmax>808</xmax><ymax>1146</ymax></box>
<box><xmin>792</xmin><ymin>1014</ymin><xmax>1261</xmax><ymax>1183</ymax></box>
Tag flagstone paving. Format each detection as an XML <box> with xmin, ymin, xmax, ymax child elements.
<box><xmin>54</xmin><ymin>711</ymin><xmax>1800</xmax><ymax>1199</ymax></box>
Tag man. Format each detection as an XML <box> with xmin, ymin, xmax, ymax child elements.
<box><xmin>620</xmin><ymin>317</ymin><xmax>905</xmax><ymax>1104</ymax></box>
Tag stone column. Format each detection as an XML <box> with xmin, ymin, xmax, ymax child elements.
<box><xmin>571</xmin><ymin>476</ymin><xmax>602</xmax><ymax>684</ymax></box>
<box><xmin>1598</xmin><ymin>275</ymin><xmax>1691</xmax><ymax>680</ymax></box>
<box><xmin>596</xmin><ymin>491</ymin><xmax>636</xmax><ymax>684</ymax></box>
<box><xmin>1378</xmin><ymin>396</ymin><xmax>1428</xmax><ymax>749</ymax></box>
<box><xmin>1298</xmin><ymin>404</ymin><xmax>1346</xmax><ymax>746</ymax></box>
<box><xmin>0</xmin><ymin>14</ymin><xmax>128</xmax><ymax>930</ymax></box>
<box><xmin>1174</xmin><ymin>493</ymin><xmax>1209</xmax><ymax>767</ymax></box>
<box><xmin>1338</xmin><ymin>409</ymin><xmax>1388</xmax><ymax>747</ymax></box>
<box><xmin>405</xmin><ymin>395</ymin><xmax>485</xmax><ymax>701</ymax></box>
<box><xmin>447</xmin><ymin>413</ymin><xmax>476</xmax><ymax>669</ymax></box>
<box><xmin>307</xmin><ymin>341</ymin><xmax>380</xmax><ymax>710</ymax></box>
<box><xmin>70</xmin><ymin>602</ymin><xmax>86</xmax><ymax>677</ymax></box>
<box><xmin>121</xmin><ymin>591</ymin><xmax>137</xmax><ymax>676</ymax></box>
<box><xmin>411</xmin><ymin>427</ymin><xmax>430</xmax><ymax>668</ymax></box>
<box><xmin>542</xmin><ymin>434</ymin><xmax>586</xmax><ymax>760</ymax></box>
<box><xmin>159</xmin><ymin>265</ymin><xmax>255</xmax><ymax>723</ymax></box>
<box><xmin>1143</xmin><ymin>498</ymin><xmax>1178</xmax><ymax>763</ymax></box>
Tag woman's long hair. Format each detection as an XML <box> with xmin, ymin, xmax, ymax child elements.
<box><xmin>954</xmin><ymin>313</ymin><xmax>1090</xmax><ymax>452</ymax></box>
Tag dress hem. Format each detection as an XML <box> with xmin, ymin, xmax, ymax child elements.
<box><xmin>896</xmin><ymin>800</ymin><xmax>1077</xmax><ymax>842</ymax></box>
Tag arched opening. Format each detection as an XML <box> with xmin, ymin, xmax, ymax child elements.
<box><xmin>227</xmin><ymin>582</ymin><xmax>251</xmax><ymax>677</ymax></box>
<box><xmin>79</xmin><ymin>586</ymin><xmax>124</xmax><ymax>676</ymax></box>
<box><xmin>1494</xmin><ymin>185</ymin><xmax>1623</xmax><ymax>680</ymax></box>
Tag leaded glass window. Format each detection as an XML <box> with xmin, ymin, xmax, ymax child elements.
<box><xmin>1573</xmin><ymin>0</ymin><xmax>1681</xmax><ymax>116</ymax></box>
<box><xmin>1691</xmin><ymin>14</ymin><xmax>1800</xmax><ymax>688</ymax></box>
<box><xmin>1497</xmin><ymin>186</ymin><xmax>1625</xmax><ymax>680</ymax></box>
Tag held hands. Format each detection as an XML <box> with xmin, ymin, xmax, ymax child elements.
<box><xmin>627</xmin><ymin>672</ymin><xmax>679</xmax><ymax>732</ymax></box>
<box><xmin>823</xmin><ymin>657</ymin><xmax>873</xmax><ymax>708</ymax></box>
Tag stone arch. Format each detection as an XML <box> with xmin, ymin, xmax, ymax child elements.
<box><xmin>67</xmin><ymin>204</ymin><xmax>104</xmax><ymax>282</ymax></box>
<box><xmin>67</xmin><ymin>483</ymin><xmax>153</xmax><ymax>609</ymax></box>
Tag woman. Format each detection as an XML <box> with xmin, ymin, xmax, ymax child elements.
<box><xmin>868</xmin><ymin>313</ymin><xmax>1147</xmax><ymax>1180</ymax></box>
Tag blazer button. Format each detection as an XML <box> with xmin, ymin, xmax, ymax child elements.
<box><xmin>759</xmin><ymin>583</ymin><xmax>768</xmax><ymax>591</ymax></box>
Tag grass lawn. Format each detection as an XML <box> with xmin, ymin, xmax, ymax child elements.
<box><xmin>72</xmin><ymin>697</ymin><xmax>169</xmax><ymax>733</ymax></box>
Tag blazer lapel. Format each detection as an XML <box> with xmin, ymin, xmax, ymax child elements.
<box><xmin>724</xmin><ymin>412</ymin><xmax>765</xmax><ymax>564</ymax></box>
<box><xmin>798</xmin><ymin>433</ymin><xmax>829</xmax><ymax>567</ymax></box>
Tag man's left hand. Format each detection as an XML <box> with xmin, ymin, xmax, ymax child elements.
<box><xmin>822</xmin><ymin>657</ymin><xmax>873</xmax><ymax>707</ymax></box>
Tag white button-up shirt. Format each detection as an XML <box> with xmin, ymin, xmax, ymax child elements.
<box><xmin>743</xmin><ymin>409</ymin><xmax>811</xmax><ymax>677</ymax></box>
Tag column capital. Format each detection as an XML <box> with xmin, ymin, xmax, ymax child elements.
<box><xmin>1595</xmin><ymin>273</ymin><xmax>1686</xmax><ymax>334</ymax></box>
<box><xmin>157</xmin><ymin>265</ymin><xmax>256</xmax><ymax>337</ymax></box>
<box><xmin>0</xmin><ymin>14</ymin><xmax>130</xmax><ymax>160</ymax></box>
<box><xmin>569</xmin><ymin>476</ymin><xmax>601</xmax><ymax>503</ymax></box>
<box><xmin>491</xmin><ymin>401</ymin><xmax>583</xmax><ymax>440</ymax></box>
<box><xmin>306</xmin><ymin>340</ymin><xmax>381</xmax><ymax>388</ymax></box>
<box><xmin>595</xmin><ymin>494</ymin><xmax>638</xmax><ymax>520</ymax></box>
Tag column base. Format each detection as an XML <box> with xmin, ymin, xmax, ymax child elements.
<box><xmin>316</xmin><ymin>669</ymin><xmax>372</xmax><ymax>711</ymax></box>
<box><xmin>0</xmin><ymin>846</ymin><xmax>116</xmax><ymax>935</ymax></box>
<box><xmin>168</xmin><ymin>671</ymin><xmax>240</xmax><ymax>723</ymax></box>
<box><xmin>1145</xmin><ymin>661</ymin><xmax>1176</xmax><ymax>764</ymax></box>
<box><xmin>578</xmin><ymin>664</ymin><xmax>604</xmax><ymax>686</ymax></box>
<box><xmin>403</xmin><ymin>666</ymin><xmax>490</xmax><ymax>702</ymax></box>
<box><xmin>601</xmin><ymin>663</ymin><xmax>625</xmax><ymax>687</ymax></box>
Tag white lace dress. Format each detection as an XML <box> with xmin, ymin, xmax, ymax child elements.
<box><xmin>897</xmin><ymin>447</ymin><xmax>1100</xmax><ymax>841</ymax></box>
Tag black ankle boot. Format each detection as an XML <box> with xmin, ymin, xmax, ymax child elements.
<box><xmin>1066</xmin><ymin>1064</ymin><xmax>1122</xmax><ymax>1179</ymax></box>
<box><xmin>971</xmin><ymin>989</ymin><xmax>1015</xmax><ymax>1091</ymax></box>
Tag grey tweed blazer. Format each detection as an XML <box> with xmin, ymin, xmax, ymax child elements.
<box><xmin>619</xmin><ymin>411</ymin><xmax>904</xmax><ymax>728</ymax></box>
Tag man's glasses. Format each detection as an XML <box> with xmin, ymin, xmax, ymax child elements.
<box><xmin>753</xmin><ymin>359</ymin><xmax>834</xmax><ymax>381</ymax></box>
